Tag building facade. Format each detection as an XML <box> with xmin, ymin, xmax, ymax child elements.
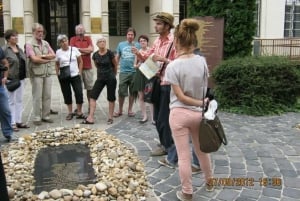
<box><xmin>0</xmin><ymin>0</ymin><xmax>298</xmax><ymax>51</ymax></box>
<box><xmin>0</xmin><ymin>0</ymin><xmax>187</xmax><ymax>50</ymax></box>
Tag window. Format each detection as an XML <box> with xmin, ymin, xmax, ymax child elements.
<box><xmin>179</xmin><ymin>0</ymin><xmax>187</xmax><ymax>22</ymax></box>
<box><xmin>109</xmin><ymin>0</ymin><xmax>131</xmax><ymax>36</ymax></box>
<box><xmin>254</xmin><ymin>0</ymin><xmax>261</xmax><ymax>37</ymax></box>
<box><xmin>284</xmin><ymin>0</ymin><xmax>300</xmax><ymax>37</ymax></box>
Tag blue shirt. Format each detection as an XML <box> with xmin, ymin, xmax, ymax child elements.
<box><xmin>116</xmin><ymin>41</ymin><xmax>140</xmax><ymax>73</ymax></box>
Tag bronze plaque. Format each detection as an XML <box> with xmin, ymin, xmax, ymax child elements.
<box><xmin>33</xmin><ymin>144</ymin><xmax>96</xmax><ymax>194</ymax></box>
<box><xmin>91</xmin><ymin>18</ymin><xmax>102</xmax><ymax>33</ymax></box>
<box><xmin>195</xmin><ymin>16</ymin><xmax>224</xmax><ymax>88</ymax></box>
<box><xmin>12</xmin><ymin>17</ymin><xmax>24</xmax><ymax>34</ymax></box>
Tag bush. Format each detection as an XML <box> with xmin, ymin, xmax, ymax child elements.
<box><xmin>212</xmin><ymin>56</ymin><xmax>300</xmax><ymax>115</ymax></box>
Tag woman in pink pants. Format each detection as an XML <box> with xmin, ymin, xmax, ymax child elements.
<box><xmin>164</xmin><ymin>18</ymin><xmax>214</xmax><ymax>201</ymax></box>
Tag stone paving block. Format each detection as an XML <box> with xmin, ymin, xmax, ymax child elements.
<box><xmin>147</xmin><ymin>176</ymin><xmax>161</xmax><ymax>186</ymax></box>
<box><xmin>163</xmin><ymin>174</ymin><xmax>180</xmax><ymax>187</ymax></box>
<box><xmin>280</xmin><ymin>169</ymin><xmax>298</xmax><ymax>177</ymax></box>
<box><xmin>231</xmin><ymin>168</ymin><xmax>247</xmax><ymax>175</ymax></box>
<box><xmin>214</xmin><ymin>159</ymin><xmax>229</xmax><ymax>167</ymax></box>
<box><xmin>247</xmin><ymin>165</ymin><xmax>263</xmax><ymax>172</ymax></box>
<box><xmin>282</xmin><ymin>187</ymin><xmax>300</xmax><ymax>199</ymax></box>
<box><xmin>284</xmin><ymin>177</ymin><xmax>300</xmax><ymax>189</ymax></box>
<box><xmin>262</xmin><ymin>187</ymin><xmax>281</xmax><ymax>198</ymax></box>
<box><xmin>216</xmin><ymin>189</ymin><xmax>240</xmax><ymax>201</ymax></box>
<box><xmin>230</xmin><ymin>163</ymin><xmax>245</xmax><ymax>169</ymax></box>
<box><xmin>246</xmin><ymin>171</ymin><xmax>264</xmax><ymax>179</ymax></box>
<box><xmin>152</xmin><ymin>168</ymin><xmax>176</xmax><ymax>180</ymax></box>
<box><xmin>235</xmin><ymin>196</ymin><xmax>257</xmax><ymax>201</ymax></box>
<box><xmin>153</xmin><ymin>183</ymin><xmax>174</xmax><ymax>194</ymax></box>
<box><xmin>280</xmin><ymin>197</ymin><xmax>300</xmax><ymax>201</ymax></box>
<box><xmin>246</xmin><ymin>160</ymin><xmax>260</xmax><ymax>166</ymax></box>
<box><xmin>258</xmin><ymin>196</ymin><xmax>279</xmax><ymax>201</ymax></box>
<box><xmin>275</xmin><ymin>158</ymin><xmax>295</xmax><ymax>169</ymax></box>
<box><xmin>214</xmin><ymin>166</ymin><xmax>230</xmax><ymax>174</ymax></box>
<box><xmin>240</xmin><ymin>188</ymin><xmax>261</xmax><ymax>199</ymax></box>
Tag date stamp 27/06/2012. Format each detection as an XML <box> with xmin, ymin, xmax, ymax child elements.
<box><xmin>208</xmin><ymin>177</ymin><xmax>282</xmax><ymax>187</ymax></box>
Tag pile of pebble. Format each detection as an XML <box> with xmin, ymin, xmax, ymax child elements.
<box><xmin>1</xmin><ymin>126</ymin><xmax>150</xmax><ymax>200</ymax></box>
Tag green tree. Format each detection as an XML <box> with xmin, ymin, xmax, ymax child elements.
<box><xmin>188</xmin><ymin>0</ymin><xmax>256</xmax><ymax>59</ymax></box>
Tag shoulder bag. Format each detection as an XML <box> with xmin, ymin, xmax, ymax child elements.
<box><xmin>59</xmin><ymin>47</ymin><xmax>72</xmax><ymax>80</ymax></box>
<box><xmin>144</xmin><ymin>42</ymin><xmax>173</xmax><ymax>104</ymax></box>
<box><xmin>198</xmin><ymin>66</ymin><xmax>227</xmax><ymax>153</ymax></box>
<box><xmin>6</xmin><ymin>79</ymin><xmax>21</xmax><ymax>92</ymax></box>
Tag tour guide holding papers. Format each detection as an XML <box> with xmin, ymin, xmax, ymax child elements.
<box><xmin>131</xmin><ymin>12</ymin><xmax>176</xmax><ymax>157</ymax></box>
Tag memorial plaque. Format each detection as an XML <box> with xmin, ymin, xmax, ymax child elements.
<box><xmin>12</xmin><ymin>17</ymin><xmax>24</xmax><ymax>34</ymax></box>
<box><xmin>91</xmin><ymin>18</ymin><xmax>102</xmax><ymax>33</ymax></box>
<box><xmin>33</xmin><ymin>144</ymin><xmax>96</xmax><ymax>194</ymax></box>
<box><xmin>195</xmin><ymin>16</ymin><xmax>224</xmax><ymax>88</ymax></box>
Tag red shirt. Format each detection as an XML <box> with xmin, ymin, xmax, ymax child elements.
<box><xmin>69</xmin><ymin>36</ymin><xmax>93</xmax><ymax>69</ymax></box>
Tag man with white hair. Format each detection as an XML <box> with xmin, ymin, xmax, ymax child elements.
<box><xmin>25</xmin><ymin>23</ymin><xmax>56</xmax><ymax>125</ymax></box>
<box><xmin>70</xmin><ymin>24</ymin><xmax>94</xmax><ymax>110</ymax></box>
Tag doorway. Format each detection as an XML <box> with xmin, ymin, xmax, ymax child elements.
<box><xmin>38</xmin><ymin>0</ymin><xmax>79</xmax><ymax>50</ymax></box>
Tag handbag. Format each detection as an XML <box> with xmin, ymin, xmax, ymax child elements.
<box><xmin>144</xmin><ymin>76</ymin><xmax>161</xmax><ymax>103</ymax></box>
<box><xmin>143</xmin><ymin>42</ymin><xmax>173</xmax><ymax>104</ymax></box>
<box><xmin>198</xmin><ymin>66</ymin><xmax>227</xmax><ymax>153</ymax></box>
<box><xmin>59</xmin><ymin>47</ymin><xmax>72</xmax><ymax>80</ymax></box>
<box><xmin>6</xmin><ymin>79</ymin><xmax>21</xmax><ymax>92</ymax></box>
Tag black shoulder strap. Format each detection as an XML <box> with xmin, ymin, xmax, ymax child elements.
<box><xmin>159</xmin><ymin>42</ymin><xmax>174</xmax><ymax>75</ymax></box>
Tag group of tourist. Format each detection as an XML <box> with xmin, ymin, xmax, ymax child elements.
<box><xmin>0</xmin><ymin>12</ymin><xmax>215</xmax><ymax>200</ymax></box>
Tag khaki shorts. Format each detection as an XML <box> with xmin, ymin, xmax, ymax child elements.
<box><xmin>82</xmin><ymin>69</ymin><xmax>94</xmax><ymax>90</ymax></box>
<box><xmin>118</xmin><ymin>72</ymin><xmax>135</xmax><ymax>97</ymax></box>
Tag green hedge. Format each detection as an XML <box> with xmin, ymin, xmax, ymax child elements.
<box><xmin>212</xmin><ymin>56</ymin><xmax>300</xmax><ymax>115</ymax></box>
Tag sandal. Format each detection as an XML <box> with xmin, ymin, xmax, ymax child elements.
<box><xmin>76</xmin><ymin>113</ymin><xmax>88</xmax><ymax>119</ymax></box>
<box><xmin>128</xmin><ymin>112</ymin><xmax>135</xmax><ymax>117</ymax></box>
<box><xmin>66</xmin><ymin>113</ymin><xmax>74</xmax><ymax>120</ymax></box>
<box><xmin>12</xmin><ymin>124</ymin><xmax>19</xmax><ymax>132</ymax></box>
<box><xmin>113</xmin><ymin>112</ymin><xmax>123</xmax><ymax>118</ymax></box>
<box><xmin>107</xmin><ymin>119</ymin><xmax>113</xmax><ymax>125</ymax></box>
<box><xmin>16</xmin><ymin>123</ymin><xmax>30</xmax><ymax>128</ymax></box>
<box><xmin>81</xmin><ymin>119</ymin><xmax>94</xmax><ymax>124</ymax></box>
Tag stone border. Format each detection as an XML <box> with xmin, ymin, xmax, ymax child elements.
<box><xmin>1</xmin><ymin>126</ymin><xmax>150</xmax><ymax>200</ymax></box>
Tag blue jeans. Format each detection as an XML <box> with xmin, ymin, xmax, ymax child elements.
<box><xmin>192</xmin><ymin>149</ymin><xmax>200</xmax><ymax>168</ymax></box>
<box><xmin>0</xmin><ymin>86</ymin><xmax>13</xmax><ymax>138</ymax></box>
<box><xmin>167</xmin><ymin>144</ymin><xmax>200</xmax><ymax>167</ymax></box>
<box><xmin>166</xmin><ymin>144</ymin><xmax>178</xmax><ymax>165</ymax></box>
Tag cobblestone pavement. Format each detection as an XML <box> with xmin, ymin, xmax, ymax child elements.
<box><xmin>1</xmin><ymin>77</ymin><xmax>300</xmax><ymax>201</ymax></box>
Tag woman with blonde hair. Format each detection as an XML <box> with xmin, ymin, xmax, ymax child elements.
<box><xmin>164</xmin><ymin>18</ymin><xmax>213</xmax><ymax>200</ymax></box>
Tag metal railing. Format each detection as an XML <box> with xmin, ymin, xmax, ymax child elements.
<box><xmin>253</xmin><ymin>38</ymin><xmax>300</xmax><ymax>60</ymax></box>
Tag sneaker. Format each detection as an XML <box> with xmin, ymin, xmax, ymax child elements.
<box><xmin>176</xmin><ymin>191</ymin><xmax>192</xmax><ymax>201</ymax></box>
<box><xmin>158</xmin><ymin>158</ymin><xmax>176</xmax><ymax>169</ymax></box>
<box><xmin>41</xmin><ymin>118</ymin><xmax>54</xmax><ymax>123</ymax></box>
<box><xmin>50</xmin><ymin>109</ymin><xmax>58</xmax><ymax>115</ymax></box>
<box><xmin>206</xmin><ymin>182</ymin><xmax>214</xmax><ymax>192</ymax></box>
<box><xmin>191</xmin><ymin>166</ymin><xmax>202</xmax><ymax>175</ymax></box>
<box><xmin>150</xmin><ymin>147</ymin><xmax>167</xmax><ymax>156</ymax></box>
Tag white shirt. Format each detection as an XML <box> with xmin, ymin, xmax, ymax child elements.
<box><xmin>56</xmin><ymin>46</ymin><xmax>81</xmax><ymax>77</ymax></box>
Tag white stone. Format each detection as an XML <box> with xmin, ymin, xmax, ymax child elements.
<box><xmin>38</xmin><ymin>191</ymin><xmax>49</xmax><ymax>199</ymax></box>
<box><xmin>95</xmin><ymin>182</ymin><xmax>107</xmax><ymax>191</ymax></box>
<box><xmin>83</xmin><ymin>189</ymin><xmax>92</xmax><ymax>197</ymax></box>
<box><xmin>49</xmin><ymin>189</ymin><xmax>62</xmax><ymax>199</ymax></box>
